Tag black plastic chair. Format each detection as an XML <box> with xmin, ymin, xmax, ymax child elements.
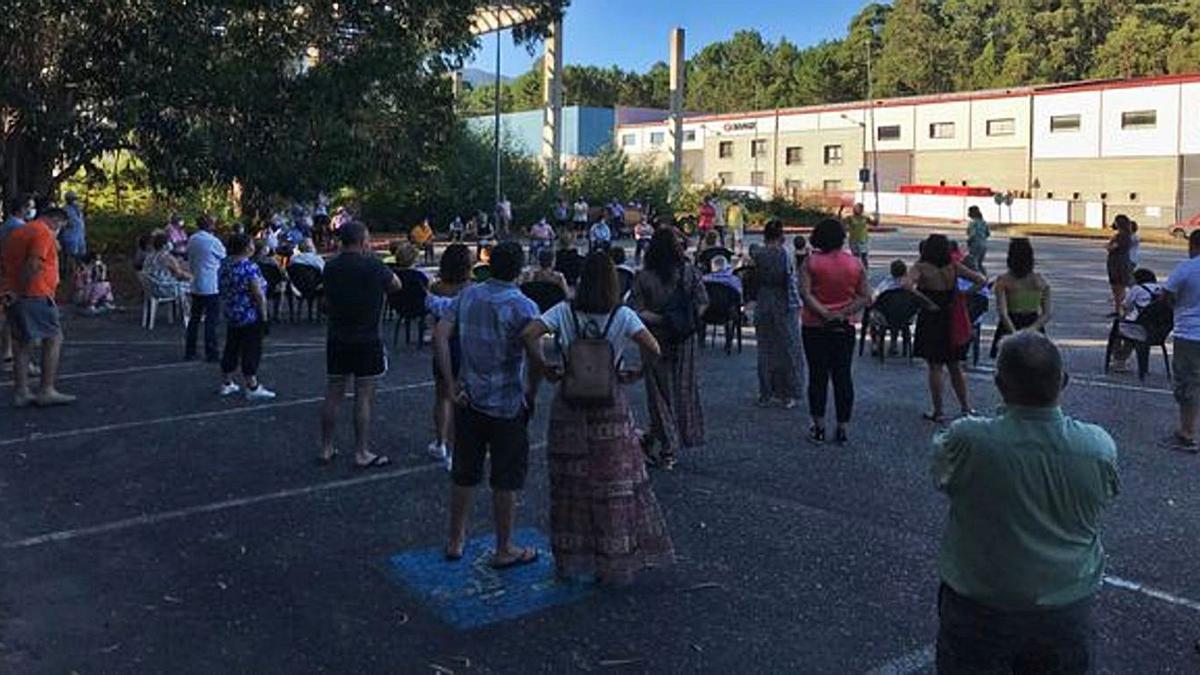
<box><xmin>520</xmin><ymin>281</ymin><xmax>567</xmax><ymax>313</ymax></box>
<box><xmin>858</xmin><ymin>289</ymin><xmax>921</xmax><ymax>363</ymax></box>
<box><xmin>700</xmin><ymin>281</ymin><xmax>743</xmax><ymax>355</ymax></box>
<box><xmin>1104</xmin><ymin>301</ymin><xmax>1173</xmax><ymax>382</ymax></box>
<box><xmin>696</xmin><ymin>246</ymin><xmax>735</xmax><ymax>273</ymax></box>
<box><xmin>287</xmin><ymin>263</ymin><xmax>324</xmax><ymax>321</ymax></box>
<box><xmin>734</xmin><ymin>266</ymin><xmax>759</xmax><ymax>304</ymax></box>
<box><xmin>967</xmin><ymin>291</ymin><xmax>990</xmax><ymax>367</ymax></box>
<box><xmin>616</xmin><ymin>267</ymin><xmax>635</xmax><ymax>303</ymax></box>
<box><xmin>257</xmin><ymin>261</ymin><xmax>287</xmax><ymax>322</ymax></box>
<box><xmin>389</xmin><ymin>268</ymin><xmax>430</xmax><ymax>348</ymax></box>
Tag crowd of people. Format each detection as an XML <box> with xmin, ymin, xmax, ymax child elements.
<box><xmin>9</xmin><ymin>183</ymin><xmax>1200</xmax><ymax>671</ymax></box>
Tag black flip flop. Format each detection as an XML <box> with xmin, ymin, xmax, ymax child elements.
<box><xmin>315</xmin><ymin>451</ymin><xmax>339</xmax><ymax>467</ymax></box>
<box><xmin>354</xmin><ymin>454</ymin><xmax>392</xmax><ymax>470</ymax></box>
<box><xmin>921</xmin><ymin>412</ymin><xmax>946</xmax><ymax>424</ymax></box>
<box><xmin>490</xmin><ymin>547</ymin><xmax>538</xmax><ymax>570</ymax></box>
<box><xmin>444</xmin><ymin>548</ymin><xmax>464</xmax><ymax>562</ymax></box>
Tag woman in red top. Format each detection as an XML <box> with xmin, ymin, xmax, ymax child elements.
<box><xmin>697</xmin><ymin>198</ymin><xmax>716</xmax><ymax>235</ymax></box>
<box><xmin>799</xmin><ymin>218</ymin><xmax>870</xmax><ymax>445</ymax></box>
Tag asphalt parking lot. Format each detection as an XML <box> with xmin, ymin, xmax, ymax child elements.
<box><xmin>1</xmin><ymin>230</ymin><xmax>1197</xmax><ymax>673</ymax></box>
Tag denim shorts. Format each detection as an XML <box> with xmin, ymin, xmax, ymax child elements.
<box><xmin>8</xmin><ymin>297</ymin><xmax>61</xmax><ymax>342</ymax></box>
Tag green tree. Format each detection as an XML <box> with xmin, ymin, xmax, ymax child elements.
<box><xmin>0</xmin><ymin>0</ymin><xmax>568</xmax><ymax>211</ymax></box>
<box><xmin>874</xmin><ymin>0</ymin><xmax>953</xmax><ymax>97</ymax></box>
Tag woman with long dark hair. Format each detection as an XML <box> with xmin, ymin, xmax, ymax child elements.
<box><xmin>991</xmin><ymin>237</ymin><xmax>1051</xmax><ymax>358</ymax></box>
<box><xmin>752</xmin><ymin>219</ymin><xmax>804</xmax><ymax>408</ymax></box>
<box><xmin>631</xmin><ymin>227</ymin><xmax>709</xmax><ymax>469</ymax></box>
<box><xmin>799</xmin><ymin>218</ymin><xmax>870</xmax><ymax>443</ymax></box>
<box><xmin>427</xmin><ymin>243</ymin><xmax>474</xmax><ymax>467</ymax></box>
<box><xmin>521</xmin><ymin>252</ymin><xmax>674</xmax><ymax>583</ymax></box>
<box><xmin>907</xmin><ymin>233</ymin><xmax>987</xmax><ymax>423</ymax></box>
<box><xmin>1106</xmin><ymin>214</ymin><xmax>1135</xmax><ymax>316</ymax></box>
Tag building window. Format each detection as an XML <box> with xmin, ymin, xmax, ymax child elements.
<box><xmin>684</xmin><ymin>130</ymin><xmax>697</xmax><ymax>142</ymax></box>
<box><xmin>717</xmin><ymin>171</ymin><xmax>734</xmax><ymax>185</ymax></box>
<box><xmin>649</xmin><ymin>131</ymin><xmax>665</xmax><ymax>146</ymax></box>
<box><xmin>1050</xmin><ymin>115</ymin><xmax>1081</xmax><ymax>133</ymax></box>
<box><xmin>750</xmin><ymin>171</ymin><xmax>766</xmax><ymax>187</ymax></box>
<box><xmin>877</xmin><ymin>125</ymin><xmax>901</xmax><ymax>141</ymax></box>
<box><xmin>751</xmin><ymin>139</ymin><xmax>768</xmax><ymax>158</ymax></box>
<box><xmin>823</xmin><ymin>180</ymin><xmax>843</xmax><ymax>193</ymax></box>
<box><xmin>719</xmin><ymin>141</ymin><xmax>734</xmax><ymax>159</ymax></box>
<box><xmin>785</xmin><ymin>179</ymin><xmax>805</xmax><ymax>192</ymax></box>
<box><xmin>929</xmin><ymin>122</ymin><xmax>955</xmax><ymax>139</ymax></box>
<box><xmin>823</xmin><ymin>145</ymin><xmax>843</xmax><ymax>166</ymax></box>
<box><xmin>986</xmin><ymin>118</ymin><xmax>1016</xmax><ymax>136</ymax></box>
<box><xmin>1121</xmin><ymin>110</ymin><xmax>1157</xmax><ymax>130</ymax></box>
<box><xmin>785</xmin><ymin>147</ymin><xmax>803</xmax><ymax>165</ymax></box>
<box><xmin>621</xmin><ymin>133</ymin><xmax>636</xmax><ymax>147</ymax></box>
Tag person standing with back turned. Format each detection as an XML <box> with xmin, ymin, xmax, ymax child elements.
<box><xmin>1160</xmin><ymin>229</ymin><xmax>1200</xmax><ymax>454</ymax></box>
<box><xmin>185</xmin><ymin>215</ymin><xmax>226</xmax><ymax>362</ymax></box>
<box><xmin>318</xmin><ymin>222</ymin><xmax>402</xmax><ymax>469</ymax></box>
<box><xmin>932</xmin><ymin>331</ymin><xmax>1118</xmax><ymax>674</ymax></box>
<box><xmin>436</xmin><ymin>241</ymin><xmax>541</xmax><ymax>568</ymax></box>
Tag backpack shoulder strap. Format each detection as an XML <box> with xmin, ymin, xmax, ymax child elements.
<box><xmin>601</xmin><ymin>309</ymin><xmax>619</xmax><ymax>339</ymax></box>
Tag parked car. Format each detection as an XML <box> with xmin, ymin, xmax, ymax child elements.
<box><xmin>1171</xmin><ymin>212</ymin><xmax>1200</xmax><ymax>239</ymax></box>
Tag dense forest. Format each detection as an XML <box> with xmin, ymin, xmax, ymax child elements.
<box><xmin>462</xmin><ymin>0</ymin><xmax>1200</xmax><ymax>115</ymax></box>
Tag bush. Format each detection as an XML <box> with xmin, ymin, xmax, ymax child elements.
<box><xmin>562</xmin><ymin>145</ymin><xmax>673</xmax><ymax>218</ymax></box>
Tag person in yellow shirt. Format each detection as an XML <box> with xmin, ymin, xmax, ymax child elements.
<box><xmin>726</xmin><ymin>200</ymin><xmax>746</xmax><ymax>254</ymax></box>
<box><xmin>410</xmin><ymin>217</ymin><xmax>435</xmax><ymax>264</ymax></box>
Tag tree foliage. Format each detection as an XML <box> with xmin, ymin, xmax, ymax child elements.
<box><xmin>0</xmin><ymin>0</ymin><xmax>568</xmax><ymax>213</ymax></box>
<box><xmin>469</xmin><ymin>0</ymin><xmax>1200</xmax><ymax>116</ymax></box>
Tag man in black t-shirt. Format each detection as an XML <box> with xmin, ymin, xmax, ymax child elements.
<box><xmin>318</xmin><ymin>222</ymin><xmax>401</xmax><ymax>469</ymax></box>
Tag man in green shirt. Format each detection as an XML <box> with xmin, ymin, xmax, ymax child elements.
<box><xmin>932</xmin><ymin>331</ymin><xmax>1119</xmax><ymax>673</ymax></box>
<box><xmin>842</xmin><ymin>202</ymin><xmax>873</xmax><ymax>270</ymax></box>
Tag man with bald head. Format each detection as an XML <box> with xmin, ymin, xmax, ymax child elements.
<box><xmin>931</xmin><ymin>331</ymin><xmax>1120</xmax><ymax>674</ymax></box>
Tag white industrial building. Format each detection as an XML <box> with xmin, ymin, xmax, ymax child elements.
<box><xmin>617</xmin><ymin>74</ymin><xmax>1200</xmax><ymax>229</ymax></box>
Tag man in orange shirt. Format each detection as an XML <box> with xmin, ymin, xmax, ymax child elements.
<box><xmin>2</xmin><ymin>208</ymin><xmax>75</xmax><ymax>407</ymax></box>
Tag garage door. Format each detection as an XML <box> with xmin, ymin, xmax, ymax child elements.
<box><xmin>1180</xmin><ymin>155</ymin><xmax>1200</xmax><ymax>223</ymax></box>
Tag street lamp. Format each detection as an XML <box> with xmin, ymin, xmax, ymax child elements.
<box><xmin>840</xmin><ymin>112</ymin><xmax>881</xmax><ymax>225</ymax></box>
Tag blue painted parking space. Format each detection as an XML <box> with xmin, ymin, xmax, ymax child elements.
<box><xmin>385</xmin><ymin>528</ymin><xmax>592</xmax><ymax>629</ymax></box>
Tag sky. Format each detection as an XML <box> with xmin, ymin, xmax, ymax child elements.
<box><xmin>465</xmin><ymin>0</ymin><xmax>869</xmax><ymax>78</ymax></box>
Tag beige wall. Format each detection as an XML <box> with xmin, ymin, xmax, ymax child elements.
<box><xmin>1033</xmin><ymin>156</ymin><xmax>1179</xmax><ymax>227</ymax></box>
<box><xmin>772</xmin><ymin>128</ymin><xmax>864</xmax><ymax>192</ymax></box>
<box><xmin>914</xmin><ymin>148</ymin><xmax>1029</xmax><ymax>193</ymax></box>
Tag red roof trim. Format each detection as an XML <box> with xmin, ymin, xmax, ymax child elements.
<box><xmin>614</xmin><ymin>72</ymin><xmax>1200</xmax><ymax>128</ymax></box>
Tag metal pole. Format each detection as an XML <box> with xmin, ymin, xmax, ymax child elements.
<box><xmin>868</xmin><ymin>38</ymin><xmax>880</xmax><ymax>226</ymax></box>
<box><xmin>494</xmin><ymin>30</ymin><xmax>502</xmax><ymax>227</ymax></box>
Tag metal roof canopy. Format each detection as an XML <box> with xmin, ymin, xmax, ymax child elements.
<box><xmin>469</xmin><ymin>4</ymin><xmax>541</xmax><ymax>35</ymax></box>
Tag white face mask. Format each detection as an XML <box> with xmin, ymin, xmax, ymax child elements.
<box><xmin>24</xmin><ymin>208</ymin><xmax>36</xmax><ymax>220</ymax></box>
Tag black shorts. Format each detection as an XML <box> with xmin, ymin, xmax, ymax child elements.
<box><xmin>452</xmin><ymin>405</ymin><xmax>530</xmax><ymax>491</ymax></box>
<box><xmin>327</xmin><ymin>340</ymin><xmax>387</xmax><ymax>378</ymax></box>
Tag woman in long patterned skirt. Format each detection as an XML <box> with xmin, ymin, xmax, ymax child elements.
<box><xmin>752</xmin><ymin>220</ymin><xmax>804</xmax><ymax>408</ymax></box>
<box><xmin>522</xmin><ymin>252</ymin><xmax>675</xmax><ymax>584</ymax></box>
<box><xmin>631</xmin><ymin>228</ymin><xmax>709</xmax><ymax>469</ymax></box>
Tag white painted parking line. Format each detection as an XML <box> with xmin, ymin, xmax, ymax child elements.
<box><xmin>865</xmin><ymin>644</ymin><xmax>934</xmax><ymax>675</ymax></box>
<box><xmin>1104</xmin><ymin>575</ymin><xmax>1200</xmax><ymax>613</ymax></box>
<box><xmin>967</xmin><ymin>366</ymin><xmax>1172</xmax><ymax>396</ymax></box>
<box><xmin>863</xmin><ymin>576</ymin><xmax>1200</xmax><ymax>674</ymax></box>
<box><xmin>1</xmin><ymin>464</ymin><xmax>440</xmax><ymax>550</ymax></box>
<box><xmin>0</xmin><ymin>380</ymin><xmax>435</xmax><ymax>447</ymax></box>
<box><xmin>2</xmin><ymin>441</ymin><xmax>547</xmax><ymax>550</ymax></box>
<box><xmin>1</xmin><ymin>347</ymin><xmax>324</xmax><ymax>387</ymax></box>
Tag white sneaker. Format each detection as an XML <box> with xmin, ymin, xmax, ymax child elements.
<box><xmin>245</xmin><ymin>385</ymin><xmax>276</xmax><ymax>401</ymax></box>
<box><xmin>219</xmin><ymin>382</ymin><xmax>241</xmax><ymax>396</ymax></box>
<box><xmin>426</xmin><ymin>441</ymin><xmax>447</xmax><ymax>462</ymax></box>
<box><xmin>443</xmin><ymin>447</ymin><xmax>453</xmax><ymax>473</ymax></box>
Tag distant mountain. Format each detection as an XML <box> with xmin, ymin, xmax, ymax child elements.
<box><xmin>461</xmin><ymin>67</ymin><xmax>513</xmax><ymax>89</ymax></box>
